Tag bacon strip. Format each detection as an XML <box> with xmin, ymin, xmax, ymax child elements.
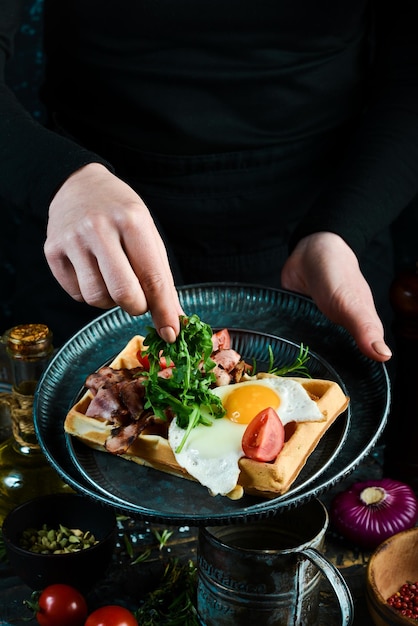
<box><xmin>211</xmin><ymin>348</ymin><xmax>253</xmax><ymax>386</ymax></box>
<box><xmin>85</xmin><ymin>366</ymin><xmax>146</xmax><ymax>426</ymax></box>
<box><xmin>105</xmin><ymin>420</ymin><xmax>144</xmax><ymax>455</ymax></box>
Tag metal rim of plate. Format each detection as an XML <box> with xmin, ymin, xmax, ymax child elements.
<box><xmin>33</xmin><ymin>283</ymin><xmax>390</xmax><ymax>525</ymax></box>
<box><xmin>63</xmin><ymin>329</ymin><xmax>350</xmax><ymax>516</ymax></box>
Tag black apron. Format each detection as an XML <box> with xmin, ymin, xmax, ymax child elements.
<box><xmin>9</xmin><ymin>133</ymin><xmax>394</xmax><ymax>348</ymax></box>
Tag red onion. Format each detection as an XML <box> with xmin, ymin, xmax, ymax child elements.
<box><xmin>330</xmin><ymin>478</ymin><xmax>418</xmax><ymax>549</ymax></box>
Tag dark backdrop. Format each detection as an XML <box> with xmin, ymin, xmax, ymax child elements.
<box><xmin>1</xmin><ymin>0</ymin><xmax>45</xmax><ymax>332</ymax></box>
<box><xmin>1</xmin><ymin>0</ymin><xmax>417</xmax><ymax>335</ymax></box>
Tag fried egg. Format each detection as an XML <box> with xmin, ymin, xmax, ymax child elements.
<box><xmin>168</xmin><ymin>375</ymin><xmax>324</xmax><ymax>497</ymax></box>
<box><xmin>216</xmin><ymin>375</ymin><xmax>324</xmax><ymax>427</ymax></box>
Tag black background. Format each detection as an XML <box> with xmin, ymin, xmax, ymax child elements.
<box><xmin>1</xmin><ymin>0</ymin><xmax>417</xmax><ymax>334</ymax></box>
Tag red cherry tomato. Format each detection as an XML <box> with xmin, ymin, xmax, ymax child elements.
<box><xmin>212</xmin><ymin>328</ymin><xmax>231</xmax><ymax>351</ymax></box>
<box><xmin>85</xmin><ymin>605</ymin><xmax>138</xmax><ymax>626</ymax></box>
<box><xmin>242</xmin><ymin>407</ymin><xmax>285</xmax><ymax>462</ymax></box>
<box><xmin>34</xmin><ymin>584</ymin><xmax>88</xmax><ymax>626</ymax></box>
<box><xmin>136</xmin><ymin>351</ymin><xmax>150</xmax><ymax>370</ymax></box>
<box><xmin>136</xmin><ymin>351</ymin><xmax>174</xmax><ymax>371</ymax></box>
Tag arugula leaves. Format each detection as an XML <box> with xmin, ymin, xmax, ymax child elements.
<box><xmin>140</xmin><ymin>314</ymin><xmax>312</xmax><ymax>453</ymax></box>
<box><xmin>141</xmin><ymin>314</ymin><xmax>225</xmax><ymax>453</ymax></box>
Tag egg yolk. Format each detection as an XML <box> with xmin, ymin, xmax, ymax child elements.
<box><xmin>223</xmin><ymin>384</ymin><xmax>281</xmax><ymax>424</ymax></box>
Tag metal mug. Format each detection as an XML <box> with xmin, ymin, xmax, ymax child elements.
<box><xmin>197</xmin><ymin>498</ymin><xmax>353</xmax><ymax>626</ymax></box>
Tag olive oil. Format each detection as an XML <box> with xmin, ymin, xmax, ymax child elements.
<box><xmin>0</xmin><ymin>324</ymin><xmax>72</xmax><ymax>524</ymax></box>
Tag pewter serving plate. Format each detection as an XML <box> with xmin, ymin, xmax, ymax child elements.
<box><xmin>34</xmin><ymin>284</ymin><xmax>390</xmax><ymax>525</ymax></box>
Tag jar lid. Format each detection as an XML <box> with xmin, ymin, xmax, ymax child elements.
<box><xmin>3</xmin><ymin>324</ymin><xmax>53</xmax><ymax>359</ymax></box>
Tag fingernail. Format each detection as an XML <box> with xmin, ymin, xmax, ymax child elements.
<box><xmin>372</xmin><ymin>341</ymin><xmax>392</xmax><ymax>358</ymax></box>
<box><xmin>159</xmin><ymin>326</ymin><xmax>176</xmax><ymax>343</ymax></box>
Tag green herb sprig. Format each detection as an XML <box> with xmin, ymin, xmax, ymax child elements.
<box><xmin>153</xmin><ymin>528</ymin><xmax>174</xmax><ymax>551</ymax></box>
<box><xmin>141</xmin><ymin>314</ymin><xmax>225</xmax><ymax>453</ymax></box>
<box><xmin>267</xmin><ymin>343</ymin><xmax>311</xmax><ymax>378</ymax></box>
<box><xmin>134</xmin><ymin>558</ymin><xmax>199</xmax><ymax>626</ymax></box>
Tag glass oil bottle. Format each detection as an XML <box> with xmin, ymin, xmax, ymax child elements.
<box><xmin>0</xmin><ymin>323</ymin><xmax>72</xmax><ymax>524</ymax></box>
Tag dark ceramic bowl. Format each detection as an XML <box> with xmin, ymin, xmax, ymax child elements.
<box><xmin>366</xmin><ymin>526</ymin><xmax>418</xmax><ymax>625</ymax></box>
<box><xmin>2</xmin><ymin>493</ymin><xmax>117</xmax><ymax>592</ymax></box>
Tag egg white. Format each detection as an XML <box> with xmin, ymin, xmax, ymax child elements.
<box><xmin>168</xmin><ymin>414</ymin><xmax>246</xmax><ymax>496</ymax></box>
<box><xmin>168</xmin><ymin>375</ymin><xmax>324</xmax><ymax>497</ymax></box>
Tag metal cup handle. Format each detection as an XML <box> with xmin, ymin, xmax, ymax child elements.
<box><xmin>300</xmin><ymin>547</ymin><xmax>354</xmax><ymax>626</ymax></box>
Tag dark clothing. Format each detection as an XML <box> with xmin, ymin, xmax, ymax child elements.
<box><xmin>1</xmin><ymin>0</ymin><xmax>417</xmax><ymax>344</ymax></box>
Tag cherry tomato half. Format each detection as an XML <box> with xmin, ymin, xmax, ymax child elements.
<box><xmin>34</xmin><ymin>584</ymin><xmax>88</xmax><ymax>626</ymax></box>
<box><xmin>85</xmin><ymin>605</ymin><xmax>138</xmax><ymax>626</ymax></box>
<box><xmin>242</xmin><ymin>407</ymin><xmax>285</xmax><ymax>462</ymax></box>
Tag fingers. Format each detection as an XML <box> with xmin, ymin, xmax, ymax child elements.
<box><xmin>45</xmin><ymin>164</ymin><xmax>184</xmax><ymax>342</ymax></box>
<box><xmin>118</xmin><ymin>211</ymin><xmax>184</xmax><ymax>340</ymax></box>
<box><xmin>281</xmin><ymin>233</ymin><xmax>392</xmax><ymax>362</ymax></box>
<box><xmin>320</xmin><ymin>282</ymin><xmax>393</xmax><ymax>362</ymax></box>
<box><xmin>46</xmin><ymin>221</ymin><xmax>183</xmax><ymax>341</ymax></box>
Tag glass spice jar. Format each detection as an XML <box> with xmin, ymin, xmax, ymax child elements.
<box><xmin>0</xmin><ymin>324</ymin><xmax>72</xmax><ymax>525</ymax></box>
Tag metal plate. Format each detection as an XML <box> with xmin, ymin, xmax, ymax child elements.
<box><xmin>34</xmin><ymin>284</ymin><xmax>390</xmax><ymax>525</ymax></box>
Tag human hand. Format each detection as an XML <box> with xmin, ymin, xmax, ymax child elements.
<box><xmin>281</xmin><ymin>232</ymin><xmax>392</xmax><ymax>362</ymax></box>
<box><xmin>44</xmin><ymin>163</ymin><xmax>184</xmax><ymax>342</ymax></box>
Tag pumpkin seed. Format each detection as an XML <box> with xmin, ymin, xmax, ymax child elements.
<box><xmin>19</xmin><ymin>523</ymin><xmax>99</xmax><ymax>554</ymax></box>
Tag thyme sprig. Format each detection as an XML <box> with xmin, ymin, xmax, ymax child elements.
<box><xmin>267</xmin><ymin>343</ymin><xmax>311</xmax><ymax>378</ymax></box>
<box><xmin>153</xmin><ymin>528</ymin><xmax>174</xmax><ymax>551</ymax></box>
<box><xmin>134</xmin><ymin>558</ymin><xmax>199</xmax><ymax>626</ymax></box>
<box><xmin>123</xmin><ymin>527</ymin><xmax>174</xmax><ymax>564</ymax></box>
<box><xmin>131</xmin><ymin>548</ymin><xmax>152</xmax><ymax>565</ymax></box>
